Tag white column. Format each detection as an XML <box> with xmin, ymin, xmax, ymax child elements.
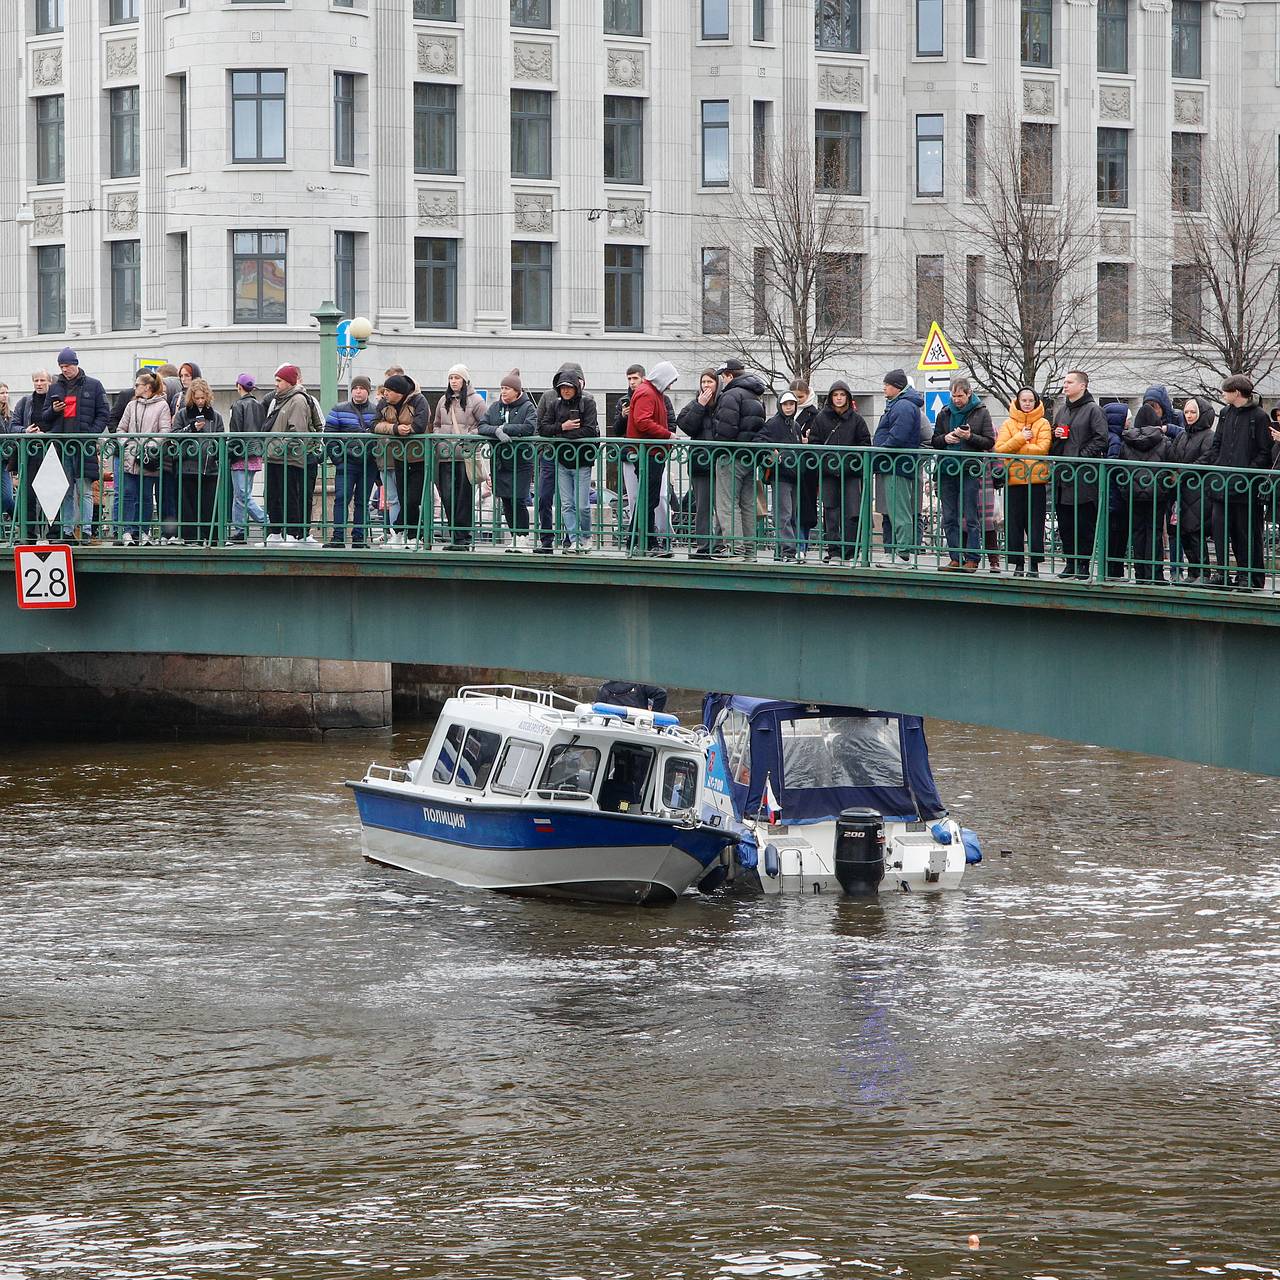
<box><xmin>64</xmin><ymin>3</ymin><xmax>99</xmax><ymax>334</ymax></box>
<box><xmin>372</xmin><ymin>0</ymin><xmax>411</xmax><ymax>326</ymax></box>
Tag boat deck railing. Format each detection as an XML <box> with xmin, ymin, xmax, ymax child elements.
<box><xmin>458</xmin><ymin>685</ymin><xmax>582</xmax><ymax>712</ymax></box>
<box><xmin>364</xmin><ymin>763</ymin><xmax>413</xmax><ymax>784</ymax></box>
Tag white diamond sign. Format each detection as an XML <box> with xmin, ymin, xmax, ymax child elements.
<box><xmin>32</xmin><ymin>447</ymin><xmax>70</xmax><ymax>525</ymax></box>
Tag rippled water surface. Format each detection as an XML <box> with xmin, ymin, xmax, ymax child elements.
<box><xmin>1</xmin><ymin>717</ymin><xmax>1278</xmax><ymax>1280</ymax></box>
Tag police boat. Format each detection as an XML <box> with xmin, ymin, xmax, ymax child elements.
<box><xmin>349</xmin><ymin>686</ymin><xmax>737</xmax><ymax>905</ymax></box>
<box><xmin>698</xmin><ymin>694</ymin><xmax>981</xmax><ymax>896</ymax></box>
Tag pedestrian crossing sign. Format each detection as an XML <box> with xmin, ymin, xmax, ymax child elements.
<box><xmin>916</xmin><ymin>322</ymin><xmax>959</xmax><ymax>372</ymax></box>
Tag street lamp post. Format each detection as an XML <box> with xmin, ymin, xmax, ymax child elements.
<box><xmin>311</xmin><ymin>299</ymin><xmax>344</xmax><ymax>411</ymax></box>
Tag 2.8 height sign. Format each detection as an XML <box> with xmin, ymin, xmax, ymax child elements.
<box><xmin>14</xmin><ymin>545</ymin><xmax>77</xmax><ymax>610</ymax></box>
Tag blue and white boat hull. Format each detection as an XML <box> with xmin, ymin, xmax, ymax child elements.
<box><xmin>351</xmin><ymin>783</ymin><xmax>731</xmax><ymax>906</ymax></box>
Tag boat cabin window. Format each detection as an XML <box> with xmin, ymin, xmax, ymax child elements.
<box><xmin>780</xmin><ymin>716</ymin><xmax>904</xmax><ymax>789</ymax></box>
<box><xmin>661</xmin><ymin>757</ymin><xmax>699</xmax><ymax>811</ymax></box>
<box><xmin>456</xmin><ymin>728</ymin><xmax>502</xmax><ymax>790</ymax></box>
<box><xmin>491</xmin><ymin>738</ymin><xmax>543</xmax><ymax>796</ymax></box>
<box><xmin>599</xmin><ymin>743</ymin><xmax>655</xmax><ymax>814</ymax></box>
<box><xmin>538</xmin><ymin>743</ymin><xmax>600</xmax><ymax>797</ymax></box>
<box><xmin>431</xmin><ymin>722</ymin><xmax>466</xmax><ymax>784</ymax></box>
<box><xmin>714</xmin><ymin>708</ymin><xmax>752</xmax><ymax>785</ymax></box>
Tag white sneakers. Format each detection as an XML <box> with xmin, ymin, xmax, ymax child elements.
<box><xmin>303</xmin><ymin>534</ymin><xmax>322</xmax><ymax>546</ymax></box>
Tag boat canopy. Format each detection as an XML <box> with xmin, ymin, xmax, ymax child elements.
<box><xmin>701</xmin><ymin>694</ymin><xmax>947</xmax><ymax>823</ymax></box>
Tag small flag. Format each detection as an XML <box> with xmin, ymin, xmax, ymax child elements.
<box><xmin>533</xmin><ymin>816</ymin><xmax>554</xmax><ymax>832</ymax></box>
<box><xmin>762</xmin><ymin>778</ymin><xmax>781</xmax><ymax>824</ymax></box>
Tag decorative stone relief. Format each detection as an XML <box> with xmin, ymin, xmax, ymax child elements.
<box><xmin>816</xmin><ymin>64</ymin><xmax>863</xmax><ymax>104</ymax></box>
<box><xmin>1022</xmin><ymin>78</ymin><xmax>1056</xmax><ymax>117</ymax></box>
<box><xmin>104</xmin><ymin>39</ymin><xmax>137</xmax><ymax>80</ymax></box>
<box><xmin>1213</xmin><ymin>3</ymin><xmax>1246</xmax><ymax>17</ymax></box>
<box><xmin>513</xmin><ymin>193</ymin><xmax>554</xmax><ymax>234</ymax></box>
<box><xmin>32</xmin><ymin>199</ymin><xmax>63</xmax><ymax>238</ymax></box>
<box><xmin>606</xmin><ymin>199</ymin><xmax>646</xmax><ymax>233</ymax></box>
<box><xmin>1173</xmin><ymin>89</ymin><xmax>1205</xmax><ymax>125</ymax></box>
<box><xmin>107</xmin><ymin>191</ymin><xmax>138</xmax><ymax>233</ymax></box>
<box><xmin>607</xmin><ymin>48</ymin><xmax>645</xmax><ymax>89</ymax></box>
<box><xmin>513</xmin><ymin>41</ymin><xmax>553</xmax><ymax>82</ymax></box>
<box><xmin>417</xmin><ymin>188</ymin><xmax>459</xmax><ymax>228</ymax></box>
<box><xmin>1098</xmin><ymin>219</ymin><xmax>1132</xmax><ymax>257</ymax></box>
<box><xmin>1139</xmin><ymin>0</ymin><xmax>1171</xmax><ymax>10</ymax></box>
<box><xmin>1098</xmin><ymin>84</ymin><xmax>1131</xmax><ymax>121</ymax></box>
<box><xmin>417</xmin><ymin>33</ymin><xmax>458</xmax><ymax>75</ymax></box>
<box><xmin>31</xmin><ymin>47</ymin><xmax>62</xmax><ymax>88</ymax></box>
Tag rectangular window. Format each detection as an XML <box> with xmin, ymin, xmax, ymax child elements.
<box><xmin>511</xmin><ymin>89</ymin><xmax>552</xmax><ymax>179</ymax></box>
<box><xmin>335</xmin><ymin>231</ymin><xmax>356</xmax><ymax>319</ymax></box>
<box><xmin>916</xmin><ymin>254</ymin><xmax>943</xmax><ymax>339</ymax></box>
<box><xmin>109</xmin><ymin>86</ymin><xmax>139</xmax><ymax>179</ymax></box>
<box><xmin>1021</xmin><ymin>0</ymin><xmax>1051</xmax><ymax>67</ymax></box>
<box><xmin>333</xmin><ymin>72</ymin><xmax>355</xmax><ymax>168</ymax></box>
<box><xmin>604</xmin><ymin>244</ymin><xmax>644</xmax><ymax>332</ymax></box>
<box><xmin>604</xmin><ymin>96</ymin><xmax>643</xmax><ymax>184</ymax></box>
<box><xmin>701</xmin><ymin>246</ymin><xmax>729</xmax><ymax>334</ymax></box>
<box><xmin>1097</xmin><ymin>0</ymin><xmax>1128</xmax><ymax>73</ymax></box>
<box><xmin>1097</xmin><ymin>127</ymin><xmax>1129</xmax><ymax>208</ymax></box>
<box><xmin>1172</xmin><ymin>263</ymin><xmax>1202</xmax><ymax>341</ymax></box>
<box><xmin>177</xmin><ymin>74</ymin><xmax>188</xmax><ymax>168</ymax></box>
<box><xmin>415</xmin><ymin>0</ymin><xmax>457</xmax><ymax>17</ymax></box>
<box><xmin>36</xmin><ymin>95</ymin><xmax>64</xmax><ymax>185</ymax></box>
<box><xmin>230</xmin><ymin>70</ymin><xmax>286</xmax><ymax>164</ymax></box>
<box><xmin>965</xmin><ymin>0</ymin><xmax>980</xmax><ymax>57</ymax></box>
<box><xmin>1172</xmin><ymin>132</ymin><xmax>1203</xmax><ymax>213</ymax></box>
<box><xmin>1021</xmin><ymin>122</ymin><xmax>1054</xmax><ymax>205</ymax></box>
<box><xmin>110</xmin><ymin>239</ymin><xmax>141</xmax><ymax>331</ymax></box>
<box><xmin>1026</xmin><ymin>260</ymin><xmax>1055</xmax><ymax>341</ymax></box>
<box><xmin>492</xmin><ymin>739</ymin><xmax>544</xmax><ymax>796</ymax></box>
<box><xmin>414</xmin><ymin>236</ymin><xmax>458</xmax><ymax>328</ymax></box>
<box><xmin>36</xmin><ymin>244</ymin><xmax>65</xmax><ymax>335</ymax></box>
<box><xmin>701</xmin><ymin>100</ymin><xmax>729</xmax><ymax>187</ymax></box>
<box><xmin>815</xmin><ymin>109</ymin><xmax>861</xmax><ymax>195</ymax></box>
<box><xmin>109</xmin><ymin>0</ymin><xmax>139</xmax><ymax>22</ymax></box>
<box><xmin>456</xmin><ymin>729</ymin><xmax>502</xmax><ymax>791</ymax></box>
<box><xmin>1097</xmin><ymin>262</ymin><xmax>1129</xmax><ymax>343</ymax></box>
<box><xmin>916</xmin><ymin>113</ymin><xmax>944</xmax><ymax>197</ymax></box>
<box><xmin>965</xmin><ymin>114</ymin><xmax>983</xmax><ymax>199</ymax></box>
<box><xmin>511</xmin><ymin>241</ymin><xmax>552</xmax><ymax>330</ymax></box>
<box><xmin>169</xmin><ymin>231</ymin><xmax>189</xmax><ymax>328</ymax></box>
<box><xmin>605</xmin><ymin>0</ymin><xmax>642</xmax><ymax>35</ymax></box>
<box><xmin>753</xmin><ymin>0</ymin><xmax>768</xmax><ymax>40</ymax></box>
<box><xmin>1172</xmin><ymin>0</ymin><xmax>1202</xmax><ymax>79</ymax></box>
<box><xmin>414</xmin><ymin>83</ymin><xmax>457</xmax><ymax>175</ymax></box>
<box><xmin>702</xmin><ymin>0</ymin><xmax>729</xmax><ymax>39</ymax></box>
<box><xmin>816</xmin><ymin>0</ymin><xmax>860</xmax><ymax>53</ymax></box>
<box><xmin>917</xmin><ymin>0</ymin><xmax>943</xmax><ymax>57</ymax></box>
<box><xmin>752</xmin><ymin>100</ymin><xmax>771</xmax><ymax>187</ymax></box>
<box><xmin>752</xmin><ymin>246</ymin><xmax>770</xmax><ymax>334</ymax></box>
<box><xmin>511</xmin><ymin>0</ymin><xmax>550</xmax><ymax>27</ymax></box>
<box><xmin>36</xmin><ymin>0</ymin><xmax>63</xmax><ymax>33</ymax></box>
<box><xmin>232</xmin><ymin>230</ymin><xmax>287</xmax><ymax>324</ymax></box>
<box><xmin>817</xmin><ymin>253</ymin><xmax>862</xmax><ymax>337</ymax></box>
<box><xmin>965</xmin><ymin>254</ymin><xmax>983</xmax><ymax>335</ymax></box>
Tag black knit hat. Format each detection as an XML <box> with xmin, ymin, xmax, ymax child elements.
<box><xmin>384</xmin><ymin>374</ymin><xmax>415</xmax><ymax>396</ymax></box>
<box><xmin>884</xmin><ymin>368</ymin><xmax>909</xmax><ymax>390</ymax></box>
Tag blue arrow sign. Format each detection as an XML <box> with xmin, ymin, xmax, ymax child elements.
<box><xmin>924</xmin><ymin>390</ymin><xmax>951</xmax><ymax>425</ymax></box>
<box><xmin>336</xmin><ymin>319</ymin><xmax>357</xmax><ymax>357</ymax></box>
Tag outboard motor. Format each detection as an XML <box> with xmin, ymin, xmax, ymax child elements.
<box><xmin>834</xmin><ymin>807</ymin><xmax>885</xmax><ymax>896</ymax></box>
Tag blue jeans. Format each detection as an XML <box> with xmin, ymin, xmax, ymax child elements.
<box><xmin>231</xmin><ymin>468</ymin><xmax>267</xmax><ymax>530</ymax></box>
<box><xmin>1</xmin><ymin>468</ymin><xmax>12</xmax><ymax>517</ymax></box>
<box><xmin>536</xmin><ymin>451</ymin><xmax>556</xmax><ymax>548</ymax></box>
<box><xmin>122</xmin><ymin>470</ymin><xmax>158</xmax><ymax>536</ymax></box>
<box><xmin>939</xmin><ymin>468</ymin><xmax>981</xmax><ymax>561</ymax></box>
<box><xmin>334</xmin><ymin>462</ymin><xmax>376</xmax><ymax>544</ymax></box>
<box><xmin>555</xmin><ymin>464</ymin><xmax>592</xmax><ymax>546</ymax></box>
<box><xmin>60</xmin><ymin>478</ymin><xmax>94</xmax><ymax>536</ymax></box>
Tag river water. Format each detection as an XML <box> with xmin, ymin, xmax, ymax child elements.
<box><xmin>1</xmin><ymin>716</ymin><xmax>1277</xmax><ymax>1280</ymax></box>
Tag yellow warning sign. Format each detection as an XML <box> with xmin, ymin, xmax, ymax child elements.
<box><xmin>916</xmin><ymin>322</ymin><xmax>959</xmax><ymax>372</ymax></box>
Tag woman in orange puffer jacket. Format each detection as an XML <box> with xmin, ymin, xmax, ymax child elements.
<box><xmin>995</xmin><ymin>388</ymin><xmax>1052</xmax><ymax>576</ymax></box>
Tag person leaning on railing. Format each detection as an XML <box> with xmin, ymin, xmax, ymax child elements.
<box><xmin>710</xmin><ymin>359</ymin><xmax>767</xmax><ymax>559</ymax></box>
<box><xmin>994</xmin><ymin>388</ymin><xmax>1052</xmax><ymax>578</ymax></box>
<box><xmin>675</xmin><ymin>368</ymin><xmax>721</xmax><ymax>559</ymax></box>
<box><xmin>169</xmin><ymin>378</ymin><xmax>225</xmax><ymax>547</ymax></box>
<box><xmin>625</xmin><ymin>360</ymin><xmax>678</xmax><ymax>559</ymax></box>
<box><xmin>476</xmin><ymin>369</ymin><xmax>538</xmax><ymax>552</ymax></box>
<box><xmin>373</xmin><ymin>374</ymin><xmax>431</xmax><ymax>550</ymax></box>
<box><xmin>324</xmin><ymin>375</ymin><xmax>379</xmax><ymax>550</ymax></box>
<box><xmin>807</xmin><ymin>379</ymin><xmax>870</xmax><ymax>566</ymax></box>
<box><xmin>1204</xmin><ymin>374</ymin><xmax>1273</xmax><ymax>591</ymax></box>
<box><xmin>1049</xmin><ymin>370</ymin><xmax>1109</xmax><ymax>579</ymax></box>
<box><xmin>541</xmin><ymin>366</ymin><xmax>599</xmax><ymax>554</ymax></box>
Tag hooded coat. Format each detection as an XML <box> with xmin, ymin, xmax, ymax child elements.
<box><xmin>627</xmin><ymin>363</ymin><xmax>677</xmax><ymax>449</ymax></box>
<box><xmin>1169</xmin><ymin>398</ymin><xmax>1216</xmax><ymax>531</ymax></box>
<box><xmin>994</xmin><ymin>397</ymin><xmax>1052</xmax><ymax>485</ymax></box>
<box><xmin>1117</xmin><ymin>411</ymin><xmax>1173</xmax><ymax>493</ymax></box>
<box><xmin>808</xmin><ymin>381</ymin><xmax>870</xmax><ymax>476</ymax></box>
<box><xmin>1132</xmin><ymin>385</ymin><xmax>1184</xmax><ymax>442</ymax></box>
<box><xmin>711</xmin><ymin>373</ymin><xmax>767</xmax><ymax>444</ymax></box>
<box><xmin>542</xmin><ymin>368</ymin><xmax>599</xmax><ymax>468</ymax></box>
<box><xmin>756</xmin><ymin>407</ymin><xmax>804</xmax><ymax>480</ymax></box>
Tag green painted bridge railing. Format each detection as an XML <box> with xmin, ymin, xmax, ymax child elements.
<box><xmin>4</xmin><ymin>432</ymin><xmax>1279</xmax><ymax>595</ymax></box>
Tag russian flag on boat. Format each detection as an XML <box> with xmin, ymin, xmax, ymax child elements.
<box><xmin>762</xmin><ymin>777</ymin><xmax>781</xmax><ymax>824</ymax></box>
<box><xmin>533</xmin><ymin>816</ymin><xmax>554</xmax><ymax>832</ymax></box>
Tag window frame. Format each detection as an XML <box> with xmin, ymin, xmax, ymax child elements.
<box><xmin>510</xmin><ymin>88</ymin><xmax>552</xmax><ymax>180</ymax></box>
<box><xmin>231</xmin><ymin>230</ymin><xmax>288</xmax><ymax>326</ymax></box>
<box><xmin>604</xmin><ymin>243</ymin><xmax>644</xmax><ymax>333</ymax></box>
<box><xmin>1096</xmin><ymin>261</ymin><xmax>1130</xmax><ymax>344</ymax></box>
<box><xmin>454</xmin><ymin>728</ymin><xmax>503</xmax><ymax>792</ymax></box>
<box><xmin>109</xmin><ymin>85</ymin><xmax>140</xmax><ymax>180</ymax></box>
<box><xmin>333</xmin><ymin>72</ymin><xmax>356</xmax><ymax>169</ymax></box>
<box><xmin>815</xmin><ymin>0</ymin><xmax>860</xmax><ymax>54</ymax></box>
<box><xmin>414</xmin><ymin>236</ymin><xmax>459</xmax><ymax>329</ymax></box>
<box><xmin>701</xmin><ymin>246</ymin><xmax>730</xmax><ymax>335</ymax></box>
<box><xmin>1171</xmin><ymin>131</ymin><xmax>1203</xmax><ymax>213</ymax></box>
<box><xmin>603</xmin><ymin>95</ymin><xmax>644</xmax><ymax>185</ymax></box>
<box><xmin>414</xmin><ymin>82</ymin><xmax>458</xmax><ymax>176</ymax></box>
<box><xmin>335</xmin><ymin>230</ymin><xmax>357</xmax><ymax>319</ymax></box>
<box><xmin>537</xmin><ymin>743</ymin><xmax>602</xmax><ymax>798</ymax></box>
<box><xmin>491</xmin><ymin>738</ymin><xmax>545</xmax><ymax>797</ymax></box>
<box><xmin>230</xmin><ymin>69</ymin><xmax>287</xmax><ymax>165</ymax></box>
<box><xmin>1097</xmin><ymin>0</ymin><xmax>1128</xmax><ymax>74</ymax></box>
<box><xmin>702</xmin><ymin>0</ymin><xmax>729</xmax><ymax>40</ymax></box>
<box><xmin>511</xmin><ymin>240</ymin><xmax>553</xmax><ymax>331</ymax></box>
<box><xmin>1171</xmin><ymin>263</ymin><xmax>1202</xmax><ymax>342</ymax></box>
<box><xmin>916</xmin><ymin>0</ymin><xmax>943</xmax><ymax>58</ymax></box>
<box><xmin>1020</xmin><ymin>122</ymin><xmax>1054</xmax><ymax>205</ymax></box>
<box><xmin>604</xmin><ymin>0</ymin><xmax>642</xmax><ymax>36</ymax></box>
<box><xmin>511</xmin><ymin>0</ymin><xmax>551</xmax><ymax>29</ymax></box>
<box><xmin>1096</xmin><ymin>126</ymin><xmax>1129</xmax><ymax>209</ymax></box>
<box><xmin>915</xmin><ymin>254</ymin><xmax>944</xmax><ymax>341</ymax></box>
<box><xmin>915</xmin><ymin>113</ymin><xmax>944</xmax><ymax>197</ymax></box>
<box><xmin>35</xmin><ymin>94</ymin><xmax>64</xmax><ymax>186</ymax></box>
<box><xmin>110</xmin><ymin>239</ymin><xmax>142</xmax><ymax>332</ymax></box>
<box><xmin>816</xmin><ymin>252</ymin><xmax>863</xmax><ymax>338</ymax></box>
<box><xmin>1020</xmin><ymin>0</ymin><xmax>1052</xmax><ymax>68</ymax></box>
<box><xmin>108</xmin><ymin>0</ymin><xmax>139</xmax><ymax>23</ymax></box>
<box><xmin>36</xmin><ymin>243</ymin><xmax>65</xmax><ymax>335</ymax></box>
<box><xmin>1172</xmin><ymin>0</ymin><xmax>1202</xmax><ymax>79</ymax></box>
<box><xmin>414</xmin><ymin>0</ymin><xmax>457</xmax><ymax>18</ymax></box>
<box><xmin>35</xmin><ymin>0</ymin><xmax>63</xmax><ymax>33</ymax></box>
<box><xmin>700</xmin><ymin>99</ymin><xmax>730</xmax><ymax>188</ymax></box>
<box><xmin>815</xmin><ymin>108</ymin><xmax>862</xmax><ymax>195</ymax></box>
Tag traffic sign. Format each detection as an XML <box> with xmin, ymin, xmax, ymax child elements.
<box><xmin>336</xmin><ymin>319</ymin><xmax>358</xmax><ymax>358</ymax></box>
<box><xmin>916</xmin><ymin>321</ymin><xmax>960</xmax><ymax>372</ymax></box>
<box><xmin>14</xmin><ymin>544</ymin><xmax>77</xmax><ymax>610</ymax></box>
<box><xmin>924</xmin><ymin>390</ymin><xmax>952</xmax><ymax>425</ymax></box>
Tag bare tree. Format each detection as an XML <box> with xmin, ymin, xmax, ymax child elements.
<box><xmin>704</xmin><ymin>125</ymin><xmax>869</xmax><ymax>387</ymax></box>
<box><xmin>946</xmin><ymin>104</ymin><xmax>1098</xmax><ymax>406</ymax></box>
<box><xmin>1148</xmin><ymin>130</ymin><xmax>1280</xmax><ymax>397</ymax></box>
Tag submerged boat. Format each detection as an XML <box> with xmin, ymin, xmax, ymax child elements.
<box><xmin>348</xmin><ymin>686</ymin><xmax>737</xmax><ymax>905</ymax></box>
<box><xmin>699</xmin><ymin>694</ymin><xmax>981</xmax><ymax>895</ymax></box>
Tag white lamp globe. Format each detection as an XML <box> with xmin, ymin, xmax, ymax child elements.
<box><xmin>349</xmin><ymin>316</ymin><xmax>374</xmax><ymax>341</ymax></box>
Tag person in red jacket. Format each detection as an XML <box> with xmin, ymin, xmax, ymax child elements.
<box><xmin>627</xmin><ymin>360</ymin><xmax>679</xmax><ymax>558</ymax></box>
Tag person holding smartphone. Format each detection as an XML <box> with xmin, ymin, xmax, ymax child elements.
<box><xmin>169</xmin><ymin>378</ymin><xmax>225</xmax><ymax>545</ymax></box>
<box><xmin>41</xmin><ymin>347</ymin><xmax>110</xmax><ymax>543</ymax></box>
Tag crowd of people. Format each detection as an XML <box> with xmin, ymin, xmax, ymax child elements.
<box><xmin>2</xmin><ymin>346</ymin><xmax>1280</xmax><ymax>591</ymax></box>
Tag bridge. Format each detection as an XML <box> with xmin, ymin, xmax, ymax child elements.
<box><xmin>4</xmin><ymin>545</ymin><xmax>1277</xmax><ymax>777</ymax></box>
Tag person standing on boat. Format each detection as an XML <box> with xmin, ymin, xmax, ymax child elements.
<box><xmin>626</xmin><ymin>360</ymin><xmax>679</xmax><ymax>558</ymax></box>
<box><xmin>598</xmin><ymin>681</ymin><xmax>668</xmax><ymax>713</ymax></box>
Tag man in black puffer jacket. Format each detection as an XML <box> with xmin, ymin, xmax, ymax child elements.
<box><xmin>1205</xmin><ymin>374</ymin><xmax>1272</xmax><ymax>589</ymax></box>
<box><xmin>711</xmin><ymin>358</ymin><xmax>767</xmax><ymax>558</ymax></box>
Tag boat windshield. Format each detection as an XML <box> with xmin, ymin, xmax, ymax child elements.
<box><xmin>780</xmin><ymin>716</ymin><xmax>904</xmax><ymax>789</ymax></box>
<box><xmin>538</xmin><ymin>743</ymin><xmax>601</xmax><ymax>797</ymax></box>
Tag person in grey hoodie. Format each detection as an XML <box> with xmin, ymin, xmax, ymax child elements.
<box><xmin>873</xmin><ymin>368</ymin><xmax>925</xmax><ymax>563</ymax></box>
<box><xmin>536</xmin><ymin>361</ymin><xmax>585</xmax><ymax>552</ymax></box>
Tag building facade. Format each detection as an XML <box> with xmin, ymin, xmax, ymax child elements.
<box><xmin>2</xmin><ymin>0</ymin><xmax>1278</xmax><ymax>411</ymax></box>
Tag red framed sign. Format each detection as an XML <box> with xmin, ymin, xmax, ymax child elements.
<box><xmin>14</xmin><ymin>545</ymin><xmax>77</xmax><ymax>610</ymax></box>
